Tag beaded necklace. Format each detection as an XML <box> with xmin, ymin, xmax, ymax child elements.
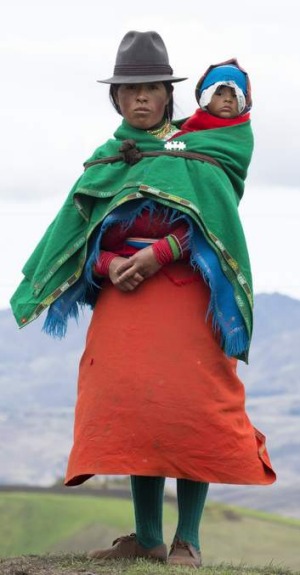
<box><xmin>147</xmin><ymin>119</ymin><xmax>178</xmax><ymax>140</ymax></box>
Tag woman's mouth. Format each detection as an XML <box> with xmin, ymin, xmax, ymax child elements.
<box><xmin>134</xmin><ymin>107</ymin><xmax>150</xmax><ymax>113</ymax></box>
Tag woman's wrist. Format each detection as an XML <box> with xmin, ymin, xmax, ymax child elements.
<box><xmin>166</xmin><ymin>234</ymin><xmax>182</xmax><ymax>260</ymax></box>
<box><xmin>94</xmin><ymin>250</ymin><xmax>119</xmax><ymax>276</ymax></box>
<box><xmin>152</xmin><ymin>237</ymin><xmax>174</xmax><ymax>265</ymax></box>
<box><xmin>152</xmin><ymin>235</ymin><xmax>183</xmax><ymax>265</ymax></box>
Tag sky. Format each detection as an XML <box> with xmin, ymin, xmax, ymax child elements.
<box><xmin>1</xmin><ymin>0</ymin><xmax>300</xmax><ymax>311</ymax></box>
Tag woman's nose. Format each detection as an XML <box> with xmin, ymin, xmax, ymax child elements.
<box><xmin>136</xmin><ymin>86</ymin><xmax>148</xmax><ymax>101</ymax></box>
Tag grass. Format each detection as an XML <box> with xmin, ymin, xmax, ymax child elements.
<box><xmin>201</xmin><ymin>503</ymin><xmax>300</xmax><ymax>570</ymax></box>
<box><xmin>0</xmin><ymin>491</ymin><xmax>299</xmax><ymax>573</ymax></box>
<box><xmin>0</xmin><ymin>554</ymin><xmax>296</xmax><ymax>575</ymax></box>
<box><xmin>0</xmin><ymin>492</ymin><xmax>157</xmax><ymax>555</ymax></box>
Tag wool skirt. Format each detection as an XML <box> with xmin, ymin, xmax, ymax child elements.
<box><xmin>65</xmin><ymin>263</ymin><xmax>276</xmax><ymax>486</ymax></box>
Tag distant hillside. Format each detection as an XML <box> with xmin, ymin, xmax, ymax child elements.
<box><xmin>0</xmin><ymin>490</ymin><xmax>299</xmax><ymax>571</ymax></box>
<box><xmin>1</xmin><ymin>293</ymin><xmax>300</xmax><ymax>518</ymax></box>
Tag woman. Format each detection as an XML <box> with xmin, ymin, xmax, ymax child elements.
<box><xmin>10</xmin><ymin>31</ymin><xmax>276</xmax><ymax>568</ymax></box>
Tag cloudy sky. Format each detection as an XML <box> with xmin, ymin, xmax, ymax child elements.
<box><xmin>1</xmin><ymin>0</ymin><xmax>300</xmax><ymax>311</ymax></box>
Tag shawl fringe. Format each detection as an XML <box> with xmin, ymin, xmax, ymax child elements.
<box><xmin>42</xmin><ymin>199</ymin><xmax>249</xmax><ymax>360</ymax></box>
<box><xmin>43</xmin><ymin>302</ymin><xmax>80</xmax><ymax>338</ymax></box>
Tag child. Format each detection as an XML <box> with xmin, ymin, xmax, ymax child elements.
<box><xmin>179</xmin><ymin>58</ymin><xmax>252</xmax><ymax>133</ymax></box>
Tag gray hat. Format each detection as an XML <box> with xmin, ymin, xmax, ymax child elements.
<box><xmin>98</xmin><ymin>30</ymin><xmax>187</xmax><ymax>84</ymax></box>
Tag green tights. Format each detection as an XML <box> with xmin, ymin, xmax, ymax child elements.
<box><xmin>130</xmin><ymin>476</ymin><xmax>209</xmax><ymax>551</ymax></box>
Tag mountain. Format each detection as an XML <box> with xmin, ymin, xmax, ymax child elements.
<box><xmin>1</xmin><ymin>293</ymin><xmax>300</xmax><ymax>517</ymax></box>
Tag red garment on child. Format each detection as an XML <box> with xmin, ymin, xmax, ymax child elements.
<box><xmin>177</xmin><ymin>108</ymin><xmax>250</xmax><ymax>136</ymax></box>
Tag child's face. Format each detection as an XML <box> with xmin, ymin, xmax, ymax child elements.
<box><xmin>207</xmin><ymin>85</ymin><xmax>239</xmax><ymax>118</ymax></box>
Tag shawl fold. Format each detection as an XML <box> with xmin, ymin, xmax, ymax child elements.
<box><xmin>10</xmin><ymin>118</ymin><xmax>254</xmax><ymax>361</ymax></box>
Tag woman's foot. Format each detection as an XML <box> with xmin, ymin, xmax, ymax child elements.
<box><xmin>168</xmin><ymin>537</ymin><xmax>202</xmax><ymax>567</ymax></box>
<box><xmin>88</xmin><ymin>533</ymin><xmax>167</xmax><ymax>562</ymax></box>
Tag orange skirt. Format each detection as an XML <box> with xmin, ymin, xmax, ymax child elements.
<box><xmin>65</xmin><ymin>263</ymin><xmax>276</xmax><ymax>486</ymax></box>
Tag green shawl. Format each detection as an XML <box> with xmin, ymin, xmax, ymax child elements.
<box><xmin>10</xmin><ymin>118</ymin><xmax>254</xmax><ymax>355</ymax></box>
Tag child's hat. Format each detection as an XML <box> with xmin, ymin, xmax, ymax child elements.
<box><xmin>195</xmin><ymin>58</ymin><xmax>252</xmax><ymax>113</ymax></box>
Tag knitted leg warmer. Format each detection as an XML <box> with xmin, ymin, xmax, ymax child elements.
<box><xmin>130</xmin><ymin>475</ymin><xmax>165</xmax><ymax>548</ymax></box>
<box><xmin>174</xmin><ymin>479</ymin><xmax>209</xmax><ymax>550</ymax></box>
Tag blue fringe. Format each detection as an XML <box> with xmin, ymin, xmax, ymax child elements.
<box><xmin>190</xmin><ymin>222</ymin><xmax>249</xmax><ymax>358</ymax></box>
<box><xmin>42</xmin><ymin>277</ymin><xmax>87</xmax><ymax>338</ymax></box>
<box><xmin>43</xmin><ymin>300</ymin><xmax>80</xmax><ymax>338</ymax></box>
<box><xmin>223</xmin><ymin>326</ymin><xmax>249</xmax><ymax>358</ymax></box>
<box><xmin>42</xmin><ymin>198</ymin><xmax>249</xmax><ymax>358</ymax></box>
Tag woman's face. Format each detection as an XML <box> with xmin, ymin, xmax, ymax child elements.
<box><xmin>114</xmin><ymin>82</ymin><xmax>170</xmax><ymax>130</ymax></box>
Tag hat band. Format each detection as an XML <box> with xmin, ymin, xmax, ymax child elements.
<box><xmin>114</xmin><ymin>63</ymin><xmax>174</xmax><ymax>76</ymax></box>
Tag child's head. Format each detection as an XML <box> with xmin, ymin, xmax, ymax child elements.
<box><xmin>195</xmin><ymin>59</ymin><xmax>252</xmax><ymax>118</ymax></box>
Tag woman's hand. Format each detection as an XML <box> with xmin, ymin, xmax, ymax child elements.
<box><xmin>108</xmin><ymin>256</ymin><xmax>143</xmax><ymax>291</ymax></box>
<box><xmin>109</xmin><ymin>247</ymin><xmax>161</xmax><ymax>291</ymax></box>
<box><xmin>108</xmin><ymin>256</ymin><xmax>144</xmax><ymax>291</ymax></box>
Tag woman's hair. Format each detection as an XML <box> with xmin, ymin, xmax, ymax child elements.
<box><xmin>109</xmin><ymin>82</ymin><xmax>174</xmax><ymax>121</ymax></box>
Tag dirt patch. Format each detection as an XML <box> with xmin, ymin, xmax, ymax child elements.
<box><xmin>222</xmin><ymin>508</ymin><xmax>242</xmax><ymax>521</ymax></box>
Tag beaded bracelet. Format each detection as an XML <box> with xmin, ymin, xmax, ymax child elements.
<box><xmin>166</xmin><ymin>234</ymin><xmax>182</xmax><ymax>261</ymax></box>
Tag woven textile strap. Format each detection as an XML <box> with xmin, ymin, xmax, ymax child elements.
<box><xmin>84</xmin><ymin>139</ymin><xmax>223</xmax><ymax>170</ymax></box>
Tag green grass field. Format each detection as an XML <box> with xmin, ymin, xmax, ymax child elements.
<box><xmin>0</xmin><ymin>553</ymin><xmax>296</xmax><ymax>575</ymax></box>
<box><xmin>0</xmin><ymin>491</ymin><xmax>299</xmax><ymax>573</ymax></box>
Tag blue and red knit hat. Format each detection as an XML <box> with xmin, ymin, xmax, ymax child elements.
<box><xmin>196</xmin><ymin>58</ymin><xmax>252</xmax><ymax>113</ymax></box>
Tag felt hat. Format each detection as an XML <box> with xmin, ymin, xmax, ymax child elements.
<box><xmin>98</xmin><ymin>30</ymin><xmax>187</xmax><ymax>84</ymax></box>
<box><xmin>195</xmin><ymin>58</ymin><xmax>252</xmax><ymax>110</ymax></box>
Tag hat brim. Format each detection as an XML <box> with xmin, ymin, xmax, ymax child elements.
<box><xmin>98</xmin><ymin>74</ymin><xmax>187</xmax><ymax>84</ymax></box>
